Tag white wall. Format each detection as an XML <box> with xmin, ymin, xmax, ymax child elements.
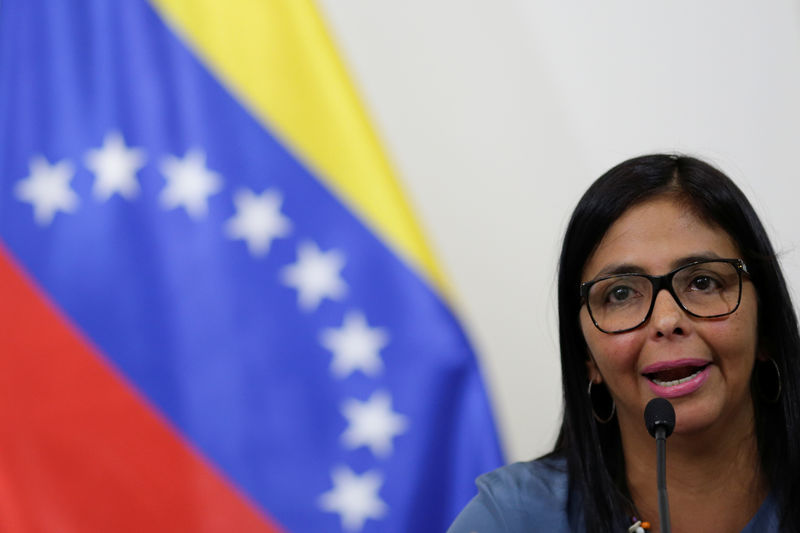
<box><xmin>316</xmin><ymin>0</ymin><xmax>800</xmax><ymax>462</ymax></box>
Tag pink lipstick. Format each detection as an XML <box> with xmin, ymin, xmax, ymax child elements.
<box><xmin>642</xmin><ymin>358</ymin><xmax>711</xmax><ymax>399</ymax></box>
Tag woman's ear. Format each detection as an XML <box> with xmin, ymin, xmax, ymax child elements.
<box><xmin>585</xmin><ymin>353</ymin><xmax>601</xmax><ymax>383</ymax></box>
<box><xmin>756</xmin><ymin>339</ymin><xmax>769</xmax><ymax>362</ymax></box>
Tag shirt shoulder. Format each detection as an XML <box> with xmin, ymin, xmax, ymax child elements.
<box><xmin>742</xmin><ymin>493</ymin><xmax>780</xmax><ymax>532</ymax></box>
<box><xmin>447</xmin><ymin>456</ymin><xmax>573</xmax><ymax>533</ymax></box>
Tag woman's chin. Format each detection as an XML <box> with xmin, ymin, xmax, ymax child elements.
<box><xmin>671</xmin><ymin>417</ymin><xmax>713</xmax><ymax>436</ymax></box>
<box><xmin>669</xmin><ymin>400</ymin><xmax>728</xmax><ymax>437</ymax></box>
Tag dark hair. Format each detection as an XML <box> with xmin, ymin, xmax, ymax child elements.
<box><xmin>552</xmin><ymin>154</ymin><xmax>800</xmax><ymax>532</ymax></box>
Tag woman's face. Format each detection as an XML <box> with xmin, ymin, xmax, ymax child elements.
<box><xmin>579</xmin><ymin>196</ymin><xmax>759</xmax><ymax>437</ymax></box>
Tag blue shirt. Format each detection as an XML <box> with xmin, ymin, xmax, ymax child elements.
<box><xmin>448</xmin><ymin>456</ymin><xmax>779</xmax><ymax>532</ymax></box>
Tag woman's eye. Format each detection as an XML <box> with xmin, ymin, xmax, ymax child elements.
<box><xmin>608</xmin><ymin>286</ymin><xmax>634</xmax><ymax>302</ymax></box>
<box><xmin>689</xmin><ymin>275</ymin><xmax>719</xmax><ymax>291</ymax></box>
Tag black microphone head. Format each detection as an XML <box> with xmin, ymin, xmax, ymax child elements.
<box><xmin>644</xmin><ymin>397</ymin><xmax>676</xmax><ymax>438</ymax></box>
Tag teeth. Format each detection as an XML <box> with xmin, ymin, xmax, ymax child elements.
<box><xmin>651</xmin><ymin>368</ymin><xmax>703</xmax><ymax>387</ymax></box>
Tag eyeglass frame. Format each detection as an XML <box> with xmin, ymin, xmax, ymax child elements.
<box><xmin>579</xmin><ymin>258</ymin><xmax>749</xmax><ymax>334</ymax></box>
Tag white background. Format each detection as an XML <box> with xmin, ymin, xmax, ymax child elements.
<box><xmin>317</xmin><ymin>0</ymin><xmax>800</xmax><ymax>462</ymax></box>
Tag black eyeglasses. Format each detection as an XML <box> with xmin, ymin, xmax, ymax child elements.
<box><xmin>580</xmin><ymin>258</ymin><xmax>749</xmax><ymax>334</ymax></box>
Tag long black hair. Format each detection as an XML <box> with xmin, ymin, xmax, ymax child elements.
<box><xmin>553</xmin><ymin>154</ymin><xmax>800</xmax><ymax>532</ymax></box>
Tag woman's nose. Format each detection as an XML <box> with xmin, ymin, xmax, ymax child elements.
<box><xmin>650</xmin><ymin>288</ymin><xmax>686</xmax><ymax>337</ymax></box>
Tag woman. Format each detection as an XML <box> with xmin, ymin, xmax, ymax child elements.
<box><xmin>449</xmin><ymin>154</ymin><xmax>800</xmax><ymax>532</ymax></box>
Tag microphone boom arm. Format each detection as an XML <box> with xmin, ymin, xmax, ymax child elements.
<box><xmin>655</xmin><ymin>426</ymin><xmax>671</xmax><ymax>533</ymax></box>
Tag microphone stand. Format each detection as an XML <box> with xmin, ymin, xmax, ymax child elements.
<box><xmin>655</xmin><ymin>425</ymin><xmax>671</xmax><ymax>533</ymax></box>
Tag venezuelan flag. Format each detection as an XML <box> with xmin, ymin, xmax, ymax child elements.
<box><xmin>0</xmin><ymin>1</ymin><xmax>503</xmax><ymax>531</ymax></box>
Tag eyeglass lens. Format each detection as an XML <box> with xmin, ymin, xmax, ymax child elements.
<box><xmin>586</xmin><ymin>261</ymin><xmax>741</xmax><ymax>333</ymax></box>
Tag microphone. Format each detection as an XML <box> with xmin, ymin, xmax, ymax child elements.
<box><xmin>645</xmin><ymin>397</ymin><xmax>675</xmax><ymax>439</ymax></box>
<box><xmin>644</xmin><ymin>398</ymin><xmax>675</xmax><ymax>533</ymax></box>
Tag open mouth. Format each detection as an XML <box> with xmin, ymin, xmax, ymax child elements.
<box><xmin>644</xmin><ymin>363</ymin><xmax>711</xmax><ymax>387</ymax></box>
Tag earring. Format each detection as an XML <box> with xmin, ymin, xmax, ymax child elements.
<box><xmin>588</xmin><ymin>380</ymin><xmax>616</xmax><ymax>423</ymax></box>
<box><xmin>756</xmin><ymin>358</ymin><xmax>782</xmax><ymax>404</ymax></box>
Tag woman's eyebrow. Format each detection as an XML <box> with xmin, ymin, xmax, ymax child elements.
<box><xmin>594</xmin><ymin>263</ymin><xmax>644</xmax><ymax>277</ymax></box>
<box><xmin>592</xmin><ymin>252</ymin><xmax>726</xmax><ymax>278</ymax></box>
<box><xmin>669</xmin><ymin>251</ymin><xmax>723</xmax><ymax>269</ymax></box>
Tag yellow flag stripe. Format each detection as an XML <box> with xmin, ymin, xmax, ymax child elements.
<box><xmin>148</xmin><ymin>0</ymin><xmax>448</xmax><ymax>295</ymax></box>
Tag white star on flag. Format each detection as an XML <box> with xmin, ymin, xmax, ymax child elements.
<box><xmin>320</xmin><ymin>311</ymin><xmax>389</xmax><ymax>378</ymax></box>
<box><xmin>341</xmin><ymin>390</ymin><xmax>408</xmax><ymax>458</ymax></box>
<box><xmin>318</xmin><ymin>466</ymin><xmax>387</xmax><ymax>532</ymax></box>
<box><xmin>281</xmin><ymin>241</ymin><xmax>347</xmax><ymax>311</ymax></box>
<box><xmin>84</xmin><ymin>131</ymin><xmax>146</xmax><ymax>201</ymax></box>
<box><xmin>159</xmin><ymin>149</ymin><xmax>222</xmax><ymax>219</ymax></box>
<box><xmin>15</xmin><ymin>156</ymin><xmax>79</xmax><ymax>225</ymax></box>
<box><xmin>225</xmin><ymin>188</ymin><xmax>291</xmax><ymax>256</ymax></box>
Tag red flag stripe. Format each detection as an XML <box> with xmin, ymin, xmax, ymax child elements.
<box><xmin>0</xmin><ymin>243</ymin><xmax>283</xmax><ymax>533</ymax></box>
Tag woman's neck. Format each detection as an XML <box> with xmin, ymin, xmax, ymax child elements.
<box><xmin>620</xmin><ymin>410</ymin><xmax>766</xmax><ymax>533</ymax></box>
